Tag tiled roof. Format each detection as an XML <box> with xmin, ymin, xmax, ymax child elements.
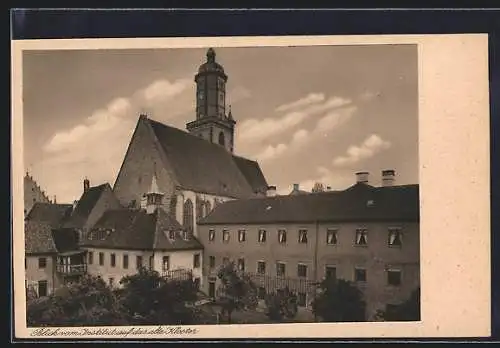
<box><xmin>81</xmin><ymin>208</ymin><xmax>204</xmax><ymax>251</ymax></box>
<box><xmin>52</xmin><ymin>228</ymin><xmax>81</xmax><ymax>253</ymax></box>
<box><xmin>25</xmin><ymin>220</ymin><xmax>58</xmax><ymax>254</ymax></box>
<box><xmin>25</xmin><ymin>203</ymin><xmax>73</xmax><ymax>227</ymax></box>
<box><xmin>148</xmin><ymin>118</ymin><xmax>267</xmax><ymax>198</ymax></box>
<box><xmin>199</xmin><ymin>183</ymin><xmax>420</xmax><ymax>225</ymax></box>
<box><xmin>63</xmin><ymin>184</ymin><xmax>109</xmax><ymax>229</ymax></box>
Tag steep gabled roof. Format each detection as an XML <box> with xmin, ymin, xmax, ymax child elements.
<box><xmin>147</xmin><ymin>118</ymin><xmax>267</xmax><ymax>198</ymax></box>
<box><xmin>232</xmin><ymin>155</ymin><xmax>268</xmax><ymax>195</ymax></box>
<box><xmin>81</xmin><ymin>208</ymin><xmax>204</xmax><ymax>251</ymax></box>
<box><xmin>25</xmin><ymin>203</ymin><xmax>73</xmax><ymax>228</ymax></box>
<box><xmin>199</xmin><ymin>183</ymin><xmax>420</xmax><ymax>225</ymax></box>
<box><xmin>63</xmin><ymin>183</ymin><xmax>110</xmax><ymax>229</ymax></box>
<box><xmin>25</xmin><ymin>220</ymin><xmax>58</xmax><ymax>254</ymax></box>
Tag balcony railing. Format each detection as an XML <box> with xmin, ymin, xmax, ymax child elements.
<box><xmin>56</xmin><ymin>264</ymin><xmax>87</xmax><ymax>275</ymax></box>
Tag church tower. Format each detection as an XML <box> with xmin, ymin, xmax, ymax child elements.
<box><xmin>186</xmin><ymin>48</ymin><xmax>236</xmax><ymax>153</ymax></box>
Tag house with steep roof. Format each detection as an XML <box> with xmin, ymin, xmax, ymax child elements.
<box><xmin>113</xmin><ymin>48</ymin><xmax>268</xmax><ymax>239</ymax></box>
<box><xmin>64</xmin><ymin>179</ymin><xmax>123</xmax><ymax>240</ymax></box>
<box><xmin>24</xmin><ymin>172</ymin><xmax>53</xmax><ymax>216</ymax></box>
<box><xmin>197</xmin><ymin>170</ymin><xmax>420</xmax><ymax>321</ymax></box>
<box><xmin>80</xmin><ymin>175</ymin><xmax>204</xmax><ymax>289</ymax></box>
<box><xmin>24</xmin><ymin>202</ymin><xmax>76</xmax><ymax>296</ymax></box>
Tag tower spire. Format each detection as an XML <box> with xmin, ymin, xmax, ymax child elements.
<box><xmin>145</xmin><ymin>162</ymin><xmax>163</xmax><ymax>214</ymax></box>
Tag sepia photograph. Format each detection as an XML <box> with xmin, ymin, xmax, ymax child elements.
<box><xmin>12</xmin><ymin>34</ymin><xmax>490</xmax><ymax>339</ymax></box>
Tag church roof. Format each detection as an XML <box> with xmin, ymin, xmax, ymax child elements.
<box><xmin>81</xmin><ymin>208</ymin><xmax>204</xmax><ymax>251</ymax></box>
<box><xmin>147</xmin><ymin>118</ymin><xmax>267</xmax><ymax>198</ymax></box>
<box><xmin>199</xmin><ymin>183</ymin><xmax>420</xmax><ymax>225</ymax></box>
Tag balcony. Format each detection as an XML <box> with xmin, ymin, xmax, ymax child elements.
<box><xmin>56</xmin><ymin>263</ymin><xmax>87</xmax><ymax>275</ymax></box>
<box><xmin>56</xmin><ymin>250</ymin><xmax>87</xmax><ymax>276</ymax></box>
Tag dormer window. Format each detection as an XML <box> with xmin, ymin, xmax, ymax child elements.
<box><xmin>182</xmin><ymin>230</ymin><xmax>189</xmax><ymax>240</ymax></box>
<box><xmin>367</xmin><ymin>200</ymin><xmax>375</xmax><ymax>207</ymax></box>
<box><xmin>166</xmin><ymin>230</ymin><xmax>175</xmax><ymax>240</ymax></box>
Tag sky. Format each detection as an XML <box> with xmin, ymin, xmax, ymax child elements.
<box><xmin>22</xmin><ymin>44</ymin><xmax>418</xmax><ymax>203</ymax></box>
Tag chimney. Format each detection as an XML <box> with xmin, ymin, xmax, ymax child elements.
<box><xmin>266</xmin><ymin>185</ymin><xmax>277</xmax><ymax>197</ymax></box>
<box><xmin>355</xmin><ymin>171</ymin><xmax>369</xmax><ymax>184</ymax></box>
<box><xmin>293</xmin><ymin>183</ymin><xmax>299</xmax><ymax>191</ymax></box>
<box><xmin>382</xmin><ymin>169</ymin><xmax>396</xmax><ymax>187</ymax></box>
<box><xmin>84</xmin><ymin>178</ymin><xmax>90</xmax><ymax>193</ymax></box>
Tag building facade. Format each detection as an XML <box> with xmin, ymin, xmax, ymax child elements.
<box><xmin>198</xmin><ymin>171</ymin><xmax>420</xmax><ymax>320</ymax></box>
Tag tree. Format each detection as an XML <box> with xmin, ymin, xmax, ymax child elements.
<box><xmin>380</xmin><ymin>287</ymin><xmax>420</xmax><ymax>321</ymax></box>
<box><xmin>215</xmin><ymin>261</ymin><xmax>258</xmax><ymax>323</ymax></box>
<box><xmin>264</xmin><ymin>287</ymin><xmax>298</xmax><ymax>322</ymax></box>
<box><xmin>26</xmin><ymin>275</ymin><xmax>125</xmax><ymax>327</ymax></box>
<box><xmin>312</xmin><ymin>182</ymin><xmax>325</xmax><ymax>193</ymax></box>
<box><xmin>312</xmin><ymin>278</ymin><xmax>366</xmax><ymax>322</ymax></box>
<box><xmin>118</xmin><ymin>267</ymin><xmax>199</xmax><ymax>325</ymax></box>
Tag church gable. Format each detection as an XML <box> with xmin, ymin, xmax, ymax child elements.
<box><xmin>148</xmin><ymin>118</ymin><xmax>259</xmax><ymax>199</ymax></box>
<box><xmin>112</xmin><ymin>115</ymin><xmax>179</xmax><ymax>209</ymax></box>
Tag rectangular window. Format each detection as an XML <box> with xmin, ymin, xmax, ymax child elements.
<box><xmin>209</xmin><ymin>256</ymin><xmax>216</xmax><ymax>269</ymax></box>
<box><xmin>38</xmin><ymin>257</ymin><xmax>47</xmax><ymax>269</ymax></box>
<box><xmin>298</xmin><ymin>229</ymin><xmax>308</xmax><ymax>244</ymax></box>
<box><xmin>123</xmin><ymin>254</ymin><xmax>129</xmax><ymax>269</ymax></box>
<box><xmin>38</xmin><ymin>280</ymin><xmax>48</xmax><ymax>297</ymax></box>
<box><xmin>222</xmin><ymin>229</ymin><xmax>230</xmax><ymax>243</ymax></box>
<box><xmin>163</xmin><ymin>256</ymin><xmax>170</xmax><ymax>271</ymax></box>
<box><xmin>238</xmin><ymin>229</ymin><xmax>246</xmax><ymax>242</ymax></box>
<box><xmin>297</xmin><ymin>264</ymin><xmax>308</xmax><ymax>278</ymax></box>
<box><xmin>278</xmin><ymin>229</ymin><xmax>287</xmax><ymax>244</ymax></box>
<box><xmin>194</xmin><ymin>277</ymin><xmax>201</xmax><ymax>290</ymax></box>
<box><xmin>298</xmin><ymin>292</ymin><xmax>307</xmax><ymax>307</ymax></box>
<box><xmin>136</xmin><ymin>255</ymin><xmax>143</xmax><ymax>270</ymax></box>
<box><xmin>257</xmin><ymin>261</ymin><xmax>266</xmax><ymax>274</ymax></box>
<box><xmin>208</xmin><ymin>282</ymin><xmax>216</xmax><ymax>298</ymax></box>
<box><xmin>110</xmin><ymin>253</ymin><xmax>116</xmax><ymax>267</ymax></box>
<box><xmin>387</xmin><ymin>269</ymin><xmax>402</xmax><ymax>286</ymax></box>
<box><xmin>237</xmin><ymin>258</ymin><xmax>245</xmax><ymax>272</ymax></box>
<box><xmin>88</xmin><ymin>252</ymin><xmax>94</xmax><ymax>265</ymax></box>
<box><xmin>355</xmin><ymin>228</ymin><xmax>368</xmax><ymax>246</ymax></box>
<box><xmin>99</xmin><ymin>252</ymin><xmax>104</xmax><ymax>266</ymax></box>
<box><xmin>276</xmin><ymin>262</ymin><xmax>286</xmax><ymax>277</ymax></box>
<box><xmin>326</xmin><ymin>229</ymin><xmax>338</xmax><ymax>245</ymax></box>
<box><xmin>193</xmin><ymin>254</ymin><xmax>201</xmax><ymax>268</ymax></box>
<box><xmin>25</xmin><ymin>258</ymin><xmax>27</xmax><ymax>269</ymax></box>
<box><xmin>258</xmin><ymin>287</ymin><xmax>266</xmax><ymax>300</ymax></box>
<box><xmin>325</xmin><ymin>266</ymin><xmax>337</xmax><ymax>279</ymax></box>
<box><xmin>388</xmin><ymin>228</ymin><xmax>403</xmax><ymax>247</ymax></box>
<box><xmin>149</xmin><ymin>256</ymin><xmax>154</xmax><ymax>270</ymax></box>
<box><xmin>258</xmin><ymin>229</ymin><xmax>267</xmax><ymax>243</ymax></box>
<box><xmin>208</xmin><ymin>229</ymin><xmax>215</xmax><ymax>241</ymax></box>
<box><xmin>354</xmin><ymin>268</ymin><xmax>367</xmax><ymax>282</ymax></box>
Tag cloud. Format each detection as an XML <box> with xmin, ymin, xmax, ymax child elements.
<box><xmin>240</xmin><ymin>95</ymin><xmax>352</xmax><ymax>142</ymax></box>
<box><xmin>313</xmin><ymin>106</ymin><xmax>357</xmax><ymax>134</ymax></box>
<box><xmin>141</xmin><ymin>78</ymin><xmax>191</xmax><ymax>102</ymax></box>
<box><xmin>275</xmin><ymin>93</ymin><xmax>325</xmax><ymax>112</ymax></box>
<box><xmin>38</xmin><ymin>77</ymin><xmax>195</xmax><ymax>202</ymax></box>
<box><xmin>255</xmin><ymin>128</ymin><xmax>309</xmax><ymax>162</ymax></box>
<box><xmin>333</xmin><ymin>134</ymin><xmax>391</xmax><ymax>167</ymax></box>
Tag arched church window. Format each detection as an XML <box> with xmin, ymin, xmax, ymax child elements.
<box><xmin>183</xmin><ymin>199</ymin><xmax>194</xmax><ymax>235</ymax></box>
<box><xmin>218</xmin><ymin>132</ymin><xmax>225</xmax><ymax>146</ymax></box>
